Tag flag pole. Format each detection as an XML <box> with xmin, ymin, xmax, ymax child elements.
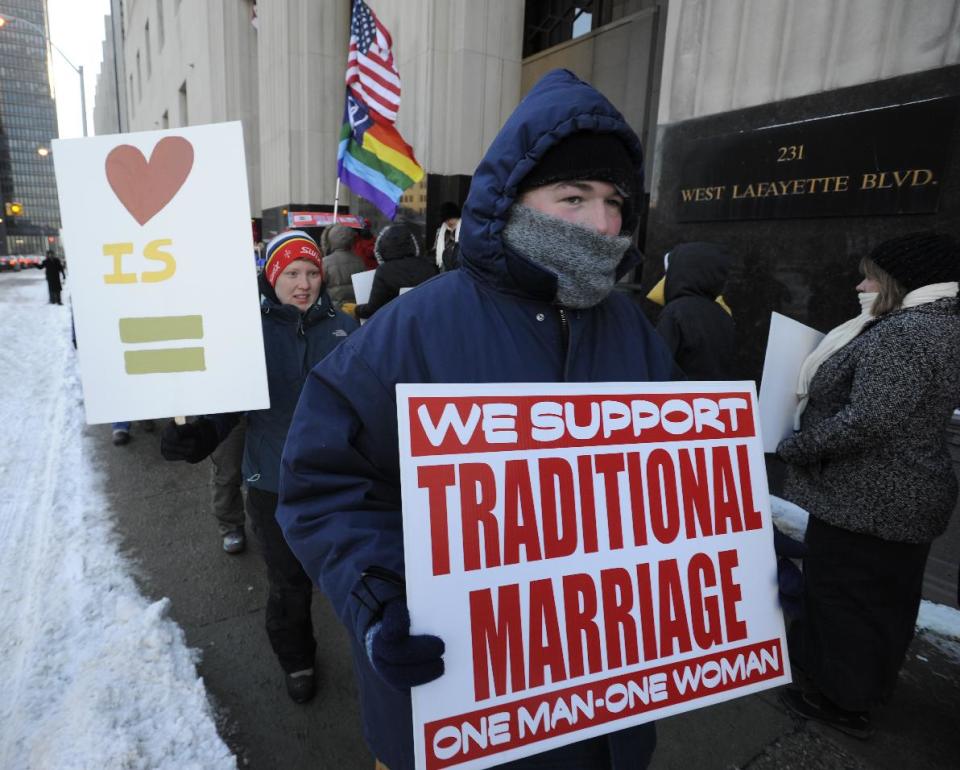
<box><xmin>333</xmin><ymin>177</ymin><xmax>341</xmax><ymax>223</ymax></box>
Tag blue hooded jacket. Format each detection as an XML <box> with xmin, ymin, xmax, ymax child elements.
<box><xmin>208</xmin><ymin>280</ymin><xmax>358</xmax><ymax>493</ymax></box>
<box><xmin>278</xmin><ymin>70</ymin><xmax>672</xmax><ymax>769</ymax></box>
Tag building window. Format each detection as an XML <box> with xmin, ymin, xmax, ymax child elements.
<box><xmin>523</xmin><ymin>0</ymin><xmax>625</xmax><ymax>57</ymax></box>
<box><xmin>136</xmin><ymin>50</ymin><xmax>141</xmax><ymax>99</ymax></box>
<box><xmin>161</xmin><ymin>110</ymin><xmax>169</xmax><ymax>129</ymax></box>
<box><xmin>157</xmin><ymin>0</ymin><xmax>165</xmax><ymax>47</ymax></box>
<box><xmin>129</xmin><ymin>73</ymin><xmax>135</xmax><ymax>116</ymax></box>
<box><xmin>178</xmin><ymin>81</ymin><xmax>188</xmax><ymax>126</ymax></box>
<box><xmin>145</xmin><ymin>21</ymin><xmax>151</xmax><ymax>77</ymax></box>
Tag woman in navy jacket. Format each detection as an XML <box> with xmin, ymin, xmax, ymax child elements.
<box><xmin>278</xmin><ymin>71</ymin><xmax>675</xmax><ymax>769</ymax></box>
<box><xmin>161</xmin><ymin>230</ymin><xmax>357</xmax><ymax>703</ymax></box>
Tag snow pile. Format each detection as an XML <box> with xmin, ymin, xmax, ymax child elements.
<box><xmin>769</xmin><ymin>494</ymin><xmax>809</xmax><ymax>542</ymax></box>
<box><xmin>916</xmin><ymin>601</ymin><xmax>960</xmax><ymax>662</ymax></box>
<box><xmin>0</xmin><ymin>274</ymin><xmax>234</xmax><ymax>769</ymax></box>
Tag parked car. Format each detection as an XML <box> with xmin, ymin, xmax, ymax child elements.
<box><xmin>0</xmin><ymin>254</ymin><xmax>42</xmax><ymax>271</ymax></box>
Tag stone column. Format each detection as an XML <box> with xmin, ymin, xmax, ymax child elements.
<box><xmin>257</xmin><ymin>0</ymin><xmax>350</xmax><ymax>213</ymax></box>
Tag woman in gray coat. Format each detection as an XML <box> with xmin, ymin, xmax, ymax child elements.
<box><xmin>777</xmin><ymin>231</ymin><xmax>960</xmax><ymax>738</ymax></box>
<box><xmin>321</xmin><ymin>224</ymin><xmax>365</xmax><ymax>306</ymax></box>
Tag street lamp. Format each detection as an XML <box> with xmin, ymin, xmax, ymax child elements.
<box><xmin>0</xmin><ymin>9</ymin><xmax>87</xmax><ymax>136</ymax></box>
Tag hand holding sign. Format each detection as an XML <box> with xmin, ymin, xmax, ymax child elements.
<box><xmin>160</xmin><ymin>418</ymin><xmax>220</xmax><ymax>464</ymax></box>
<box><xmin>367</xmin><ymin>600</ymin><xmax>446</xmax><ymax>691</ymax></box>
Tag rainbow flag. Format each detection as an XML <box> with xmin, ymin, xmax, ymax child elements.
<box><xmin>337</xmin><ymin>90</ymin><xmax>423</xmax><ymax>220</ymax></box>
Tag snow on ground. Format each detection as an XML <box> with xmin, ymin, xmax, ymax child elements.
<box><xmin>916</xmin><ymin>600</ymin><xmax>960</xmax><ymax>639</ymax></box>
<box><xmin>0</xmin><ymin>273</ymin><xmax>234</xmax><ymax>770</ymax></box>
<box><xmin>916</xmin><ymin>601</ymin><xmax>960</xmax><ymax>662</ymax></box>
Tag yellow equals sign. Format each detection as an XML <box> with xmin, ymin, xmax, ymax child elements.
<box><xmin>119</xmin><ymin>315</ymin><xmax>206</xmax><ymax>374</ymax></box>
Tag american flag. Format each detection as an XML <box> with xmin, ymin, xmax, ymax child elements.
<box><xmin>346</xmin><ymin>0</ymin><xmax>401</xmax><ymax>123</ymax></box>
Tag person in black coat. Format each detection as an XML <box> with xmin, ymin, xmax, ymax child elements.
<box><xmin>354</xmin><ymin>223</ymin><xmax>438</xmax><ymax>319</ymax></box>
<box><xmin>37</xmin><ymin>250</ymin><xmax>65</xmax><ymax>304</ymax></box>
<box><xmin>653</xmin><ymin>241</ymin><xmax>736</xmax><ymax>380</ymax></box>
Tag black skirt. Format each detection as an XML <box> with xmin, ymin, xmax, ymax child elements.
<box><xmin>801</xmin><ymin>515</ymin><xmax>930</xmax><ymax>712</ymax></box>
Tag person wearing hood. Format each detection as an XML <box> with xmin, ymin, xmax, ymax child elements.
<box><xmin>355</xmin><ymin>223</ymin><xmax>438</xmax><ymax>319</ymax></box>
<box><xmin>159</xmin><ymin>230</ymin><xmax>358</xmax><ymax>704</ymax></box>
<box><xmin>277</xmin><ymin>70</ymin><xmax>673</xmax><ymax>770</ymax></box>
<box><xmin>322</xmin><ymin>223</ymin><xmax>365</xmax><ymax>306</ymax></box>
<box><xmin>649</xmin><ymin>242</ymin><xmax>736</xmax><ymax>380</ymax></box>
<box><xmin>353</xmin><ymin>226</ymin><xmax>379</xmax><ymax>271</ymax></box>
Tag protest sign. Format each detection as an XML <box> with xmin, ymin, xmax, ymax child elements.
<box><xmin>53</xmin><ymin>122</ymin><xmax>268</xmax><ymax>424</ymax></box>
<box><xmin>352</xmin><ymin>268</ymin><xmax>376</xmax><ymax>305</ymax></box>
<box><xmin>758</xmin><ymin>313</ymin><xmax>825</xmax><ymax>452</ymax></box>
<box><xmin>397</xmin><ymin>382</ymin><xmax>790</xmax><ymax>770</ymax></box>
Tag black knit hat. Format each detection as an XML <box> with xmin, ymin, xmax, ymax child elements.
<box><xmin>868</xmin><ymin>231</ymin><xmax>960</xmax><ymax>291</ymax></box>
<box><xmin>439</xmin><ymin>201</ymin><xmax>461</xmax><ymax>221</ymax></box>
<box><xmin>517</xmin><ymin>131</ymin><xmax>634</xmax><ymax>198</ymax></box>
<box><xmin>375</xmin><ymin>223</ymin><xmax>420</xmax><ymax>263</ymax></box>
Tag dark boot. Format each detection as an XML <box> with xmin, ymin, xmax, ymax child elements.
<box><xmin>285</xmin><ymin>668</ymin><xmax>316</xmax><ymax>704</ymax></box>
<box><xmin>779</xmin><ymin>686</ymin><xmax>873</xmax><ymax>739</ymax></box>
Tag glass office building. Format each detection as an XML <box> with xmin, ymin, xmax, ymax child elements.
<box><xmin>0</xmin><ymin>0</ymin><xmax>60</xmax><ymax>256</ymax></box>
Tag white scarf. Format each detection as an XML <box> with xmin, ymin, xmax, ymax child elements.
<box><xmin>793</xmin><ymin>281</ymin><xmax>958</xmax><ymax>429</ymax></box>
<box><xmin>434</xmin><ymin>220</ymin><xmax>461</xmax><ymax>268</ymax></box>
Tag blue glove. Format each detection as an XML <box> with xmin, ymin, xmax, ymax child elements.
<box><xmin>365</xmin><ymin>600</ymin><xmax>445</xmax><ymax>691</ymax></box>
<box><xmin>777</xmin><ymin>557</ymin><xmax>804</xmax><ymax>618</ymax></box>
<box><xmin>772</xmin><ymin>525</ymin><xmax>805</xmax><ymax>618</ymax></box>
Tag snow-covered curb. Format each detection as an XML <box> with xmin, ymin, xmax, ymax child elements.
<box><xmin>916</xmin><ymin>600</ymin><xmax>960</xmax><ymax>640</ymax></box>
<box><xmin>0</xmin><ymin>275</ymin><xmax>234</xmax><ymax>769</ymax></box>
<box><xmin>916</xmin><ymin>600</ymin><xmax>960</xmax><ymax>662</ymax></box>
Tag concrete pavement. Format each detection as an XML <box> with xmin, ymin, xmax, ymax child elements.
<box><xmin>91</xmin><ymin>407</ymin><xmax>960</xmax><ymax>769</ymax></box>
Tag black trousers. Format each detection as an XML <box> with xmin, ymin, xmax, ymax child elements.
<box><xmin>46</xmin><ymin>280</ymin><xmax>61</xmax><ymax>304</ymax></box>
<box><xmin>246</xmin><ymin>486</ymin><xmax>317</xmax><ymax>673</ymax></box>
<box><xmin>801</xmin><ymin>515</ymin><xmax>930</xmax><ymax>712</ymax></box>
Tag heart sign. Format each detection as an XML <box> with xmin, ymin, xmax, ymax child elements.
<box><xmin>105</xmin><ymin>136</ymin><xmax>194</xmax><ymax>226</ymax></box>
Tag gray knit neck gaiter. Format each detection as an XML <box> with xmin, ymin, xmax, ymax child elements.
<box><xmin>501</xmin><ymin>204</ymin><xmax>632</xmax><ymax>309</ymax></box>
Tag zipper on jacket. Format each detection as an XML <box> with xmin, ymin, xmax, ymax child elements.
<box><xmin>558</xmin><ymin>307</ymin><xmax>570</xmax><ymax>361</ymax></box>
<box><xmin>297</xmin><ymin>313</ymin><xmax>305</xmax><ymax>337</ymax></box>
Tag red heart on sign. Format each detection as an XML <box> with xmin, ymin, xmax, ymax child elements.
<box><xmin>105</xmin><ymin>136</ymin><xmax>194</xmax><ymax>226</ymax></box>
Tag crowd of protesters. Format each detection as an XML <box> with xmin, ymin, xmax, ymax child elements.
<box><xmin>80</xmin><ymin>69</ymin><xmax>958</xmax><ymax>770</ymax></box>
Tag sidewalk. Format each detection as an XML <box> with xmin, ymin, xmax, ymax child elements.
<box><xmin>95</xmin><ymin>421</ymin><xmax>960</xmax><ymax>769</ymax></box>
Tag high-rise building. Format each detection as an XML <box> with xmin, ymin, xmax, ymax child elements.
<box><xmin>0</xmin><ymin>0</ymin><xmax>61</xmax><ymax>256</ymax></box>
<box><xmin>93</xmin><ymin>0</ymin><xmax>128</xmax><ymax>137</ymax></box>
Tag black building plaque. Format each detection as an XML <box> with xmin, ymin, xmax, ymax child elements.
<box><xmin>675</xmin><ymin>97</ymin><xmax>958</xmax><ymax>222</ymax></box>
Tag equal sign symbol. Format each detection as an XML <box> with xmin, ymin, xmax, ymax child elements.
<box><xmin>118</xmin><ymin>315</ymin><xmax>206</xmax><ymax>374</ymax></box>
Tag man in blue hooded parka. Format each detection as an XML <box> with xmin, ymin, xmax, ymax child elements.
<box><xmin>278</xmin><ymin>70</ymin><xmax>675</xmax><ymax>769</ymax></box>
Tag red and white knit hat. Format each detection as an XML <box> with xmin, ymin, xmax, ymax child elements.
<box><xmin>263</xmin><ymin>230</ymin><xmax>324</xmax><ymax>286</ymax></box>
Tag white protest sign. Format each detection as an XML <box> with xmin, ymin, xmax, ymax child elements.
<box><xmin>352</xmin><ymin>268</ymin><xmax>376</xmax><ymax>304</ymax></box>
<box><xmin>397</xmin><ymin>382</ymin><xmax>790</xmax><ymax>770</ymax></box>
<box><xmin>758</xmin><ymin>313</ymin><xmax>825</xmax><ymax>452</ymax></box>
<box><xmin>53</xmin><ymin>122</ymin><xmax>268</xmax><ymax>424</ymax></box>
